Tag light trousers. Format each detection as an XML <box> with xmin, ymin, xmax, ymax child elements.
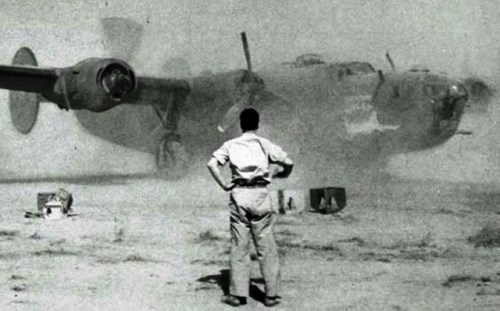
<box><xmin>228</xmin><ymin>187</ymin><xmax>280</xmax><ymax>297</ymax></box>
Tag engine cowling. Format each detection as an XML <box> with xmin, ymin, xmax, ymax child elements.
<box><xmin>44</xmin><ymin>58</ymin><xmax>136</xmax><ymax>112</ymax></box>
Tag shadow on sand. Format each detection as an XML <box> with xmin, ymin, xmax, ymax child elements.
<box><xmin>197</xmin><ymin>269</ymin><xmax>267</xmax><ymax>303</ymax></box>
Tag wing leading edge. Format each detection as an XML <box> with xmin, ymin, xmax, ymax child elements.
<box><xmin>0</xmin><ymin>65</ymin><xmax>59</xmax><ymax>94</ymax></box>
<box><xmin>125</xmin><ymin>76</ymin><xmax>191</xmax><ymax>104</ymax></box>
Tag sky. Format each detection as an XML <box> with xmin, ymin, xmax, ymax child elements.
<box><xmin>0</xmin><ymin>0</ymin><xmax>498</xmax><ymax>78</ymax></box>
<box><xmin>0</xmin><ymin>0</ymin><xmax>499</xmax><ymax>183</ymax></box>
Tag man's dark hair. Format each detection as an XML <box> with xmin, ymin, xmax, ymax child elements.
<box><xmin>240</xmin><ymin>108</ymin><xmax>260</xmax><ymax>132</ymax></box>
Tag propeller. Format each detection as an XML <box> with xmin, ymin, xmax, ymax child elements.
<box><xmin>242</xmin><ymin>32</ymin><xmax>253</xmax><ymax>74</ymax></box>
<box><xmin>217</xmin><ymin>32</ymin><xmax>261</xmax><ymax>132</ymax></box>
<box><xmin>385</xmin><ymin>51</ymin><xmax>396</xmax><ymax>71</ymax></box>
<box><xmin>101</xmin><ymin>17</ymin><xmax>193</xmax><ymax>79</ymax></box>
<box><xmin>100</xmin><ymin>17</ymin><xmax>143</xmax><ymax>63</ymax></box>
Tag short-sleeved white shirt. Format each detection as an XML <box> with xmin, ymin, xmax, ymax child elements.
<box><xmin>212</xmin><ymin>132</ymin><xmax>288</xmax><ymax>183</ymax></box>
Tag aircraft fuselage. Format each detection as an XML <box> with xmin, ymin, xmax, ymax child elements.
<box><xmin>183</xmin><ymin>62</ymin><xmax>468</xmax><ymax>162</ymax></box>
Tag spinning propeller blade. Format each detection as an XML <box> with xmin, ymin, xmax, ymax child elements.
<box><xmin>218</xmin><ymin>32</ymin><xmax>256</xmax><ymax>132</ymax></box>
<box><xmin>385</xmin><ymin>51</ymin><xmax>396</xmax><ymax>71</ymax></box>
<box><xmin>100</xmin><ymin>17</ymin><xmax>143</xmax><ymax>62</ymax></box>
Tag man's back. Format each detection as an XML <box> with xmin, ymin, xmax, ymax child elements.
<box><xmin>212</xmin><ymin>132</ymin><xmax>289</xmax><ymax>184</ymax></box>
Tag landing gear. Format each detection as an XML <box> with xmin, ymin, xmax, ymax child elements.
<box><xmin>155</xmin><ymin>133</ymin><xmax>189</xmax><ymax>179</ymax></box>
<box><xmin>150</xmin><ymin>86</ymin><xmax>191</xmax><ymax>179</ymax></box>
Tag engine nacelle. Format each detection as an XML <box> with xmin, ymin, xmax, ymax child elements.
<box><xmin>44</xmin><ymin>58</ymin><xmax>136</xmax><ymax>112</ymax></box>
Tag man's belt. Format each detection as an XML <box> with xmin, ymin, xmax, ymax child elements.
<box><xmin>234</xmin><ymin>179</ymin><xmax>269</xmax><ymax>188</ymax></box>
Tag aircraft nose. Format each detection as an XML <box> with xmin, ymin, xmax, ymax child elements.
<box><xmin>449</xmin><ymin>84</ymin><xmax>468</xmax><ymax>99</ymax></box>
<box><xmin>434</xmin><ymin>82</ymin><xmax>468</xmax><ymax>136</ymax></box>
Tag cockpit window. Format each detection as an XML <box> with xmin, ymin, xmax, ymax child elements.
<box><xmin>423</xmin><ymin>85</ymin><xmax>433</xmax><ymax>96</ymax></box>
<box><xmin>405</xmin><ymin>83</ymin><xmax>419</xmax><ymax>96</ymax></box>
<box><xmin>424</xmin><ymin>84</ymin><xmax>442</xmax><ymax>97</ymax></box>
<box><xmin>409</xmin><ymin>65</ymin><xmax>430</xmax><ymax>73</ymax></box>
<box><xmin>331</xmin><ymin>61</ymin><xmax>375</xmax><ymax>79</ymax></box>
<box><xmin>294</xmin><ymin>54</ymin><xmax>325</xmax><ymax>67</ymax></box>
<box><xmin>432</xmin><ymin>85</ymin><xmax>440</xmax><ymax>96</ymax></box>
<box><xmin>393</xmin><ymin>81</ymin><xmax>424</xmax><ymax>98</ymax></box>
<box><xmin>344</xmin><ymin>62</ymin><xmax>375</xmax><ymax>74</ymax></box>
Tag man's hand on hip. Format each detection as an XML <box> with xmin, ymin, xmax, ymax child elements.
<box><xmin>223</xmin><ymin>181</ymin><xmax>236</xmax><ymax>192</ymax></box>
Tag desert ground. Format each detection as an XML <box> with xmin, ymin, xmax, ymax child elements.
<box><xmin>0</xmin><ymin>174</ymin><xmax>499</xmax><ymax>311</ymax></box>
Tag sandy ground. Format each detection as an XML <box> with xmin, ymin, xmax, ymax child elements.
<box><xmin>0</xmin><ymin>176</ymin><xmax>499</xmax><ymax>311</ymax></box>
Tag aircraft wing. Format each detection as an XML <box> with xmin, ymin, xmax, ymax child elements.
<box><xmin>0</xmin><ymin>64</ymin><xmax>59</xmax><ymax>93</ymax></box>
<box><xmin>125</xmin><ymin>76</ymin><xmax>191</xmax><ymax>103</ymax></box>
<box><xmin>0</xmin><ymin>65</ymin><xmax>191</xmax><ymax>103</ymax></box>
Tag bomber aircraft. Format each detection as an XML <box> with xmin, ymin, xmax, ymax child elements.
<box><xmin>0</xmin><ymin>17</ymin><xmax>486</xmax><ymax>186</ymax></box>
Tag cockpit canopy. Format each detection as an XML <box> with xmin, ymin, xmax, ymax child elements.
<box><xmin>330</xmin><ymin>61</ymin><xmax>375</xmax><ymax>78</ymax></box>
<box><xmin>409</xmin><ymin>65</ymin><xmax>430</xmax><ymax>73</ymax></box>
<box><xmin>293</xmin><ymin>53</ymin><xmax>326</xmax><ymax>67</ymax></box>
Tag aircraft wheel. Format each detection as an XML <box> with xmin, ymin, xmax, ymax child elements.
<box><xmin>155</xmin><ymin>136</ymin><xmax>189</xmax><ymax>179</ymax></box>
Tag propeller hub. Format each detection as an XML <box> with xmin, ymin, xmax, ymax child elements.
<box><xmin>98</xmin><ymin>63</ymin><xmax>135</xmax><ymax>100</ymax></box>
<box><xmin>237</xmin><ymin>71</ymin><xmax>265</xmax><ymax>96</ymax></box>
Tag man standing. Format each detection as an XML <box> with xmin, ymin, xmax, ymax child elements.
<box><xmin>207</xmin><ymin>108</ymin><xmax>294</xmax><ymax>307</ymax></box>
